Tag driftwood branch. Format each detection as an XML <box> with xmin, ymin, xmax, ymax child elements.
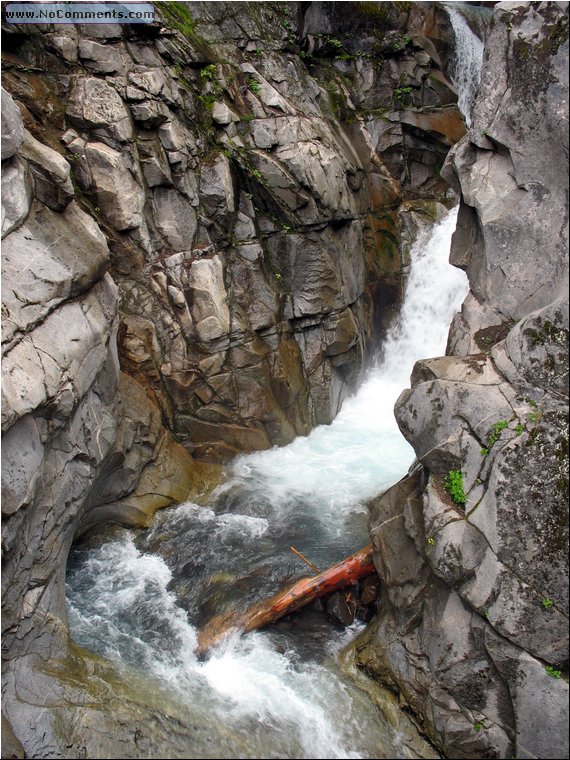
<box><xmin>196</xmin><ymin>543</ymin><xmax>375</xmax><ymax>657</ymax></box>
<box><xmin>289</xmin><ymin>545</ymin><xmax>320</xmax><ymax>573</ymax></box>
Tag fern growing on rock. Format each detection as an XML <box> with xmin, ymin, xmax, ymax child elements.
<box><xmin>443</xmin><ymin>469</ymin><xmax>466</xmax><ymax>505</ymax></box>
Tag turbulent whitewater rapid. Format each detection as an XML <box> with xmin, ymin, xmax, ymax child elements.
<box><xmin>67</xmin><ymin>207</ymin><xmax>468</xmax><ymax>759</ymax></box>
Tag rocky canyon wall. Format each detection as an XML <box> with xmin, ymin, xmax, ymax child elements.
<box><xmin>356</xmin><ymin>3</ymin><xmax>569</xmax><ymax>759</ymax></box>
<box><xmin>1</xmin><ymin>3</ymin><xmax>465</xmax><ymax>756</ymax></box>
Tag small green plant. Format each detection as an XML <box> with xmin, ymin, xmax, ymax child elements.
<box><xmin>488</xmin><ymin>420</ymin><xmax>509</xmax><ymax>447</ymax></box>
<box><xmin>528</xmin><ymin>399</ymin><xmax>538</xmax><ymax>408</ymax></box>
<box><xmin>481</xmin><ymin>447</ymin><xmax>489</xmax><ymax>457</ymax></box>
<box><xmin>200</xmin><ymin>64</ymin><xmax>218</xmax><ymax>81</ymax></box>
<box><xmin>394</xmin><ymin>85</ymin><xmax>413</xmax><ymax>105</ymax></box>
<box><xmin>542</xmin><ymin>597</ymin><xmax>554</xmax><ymax>609</ymax></box>
<box><xmin>515</xmin><ymin>423</ymin><xmax>525</xmax><ymax>435</ymax></box>
<box><xmin>395</xmin><ymin>34</ymin><xmax>412</xmax><ymax>50</ymax></box>
<box><xmin>443</xmin><ymin>470</ymin><xmax>466</xmax><ymax>506</ymax></box>
<box><xmin>199</xmin><ymin>64</ymin><xmax>223</xmax><ymax>97</ymax></box>
<box><xmin>427</xmin><ymin>537</ymin><xmax>435</xmax><ymax>546</ymax></box>
<box><xmin>248</xmin><ymin>77</ymin><xmax>261</xmax><ymax>95</ymax></box>
<box><xmin>481</xmin><ymin>128</ymin><xmax>488</xmax><ymax>137</ymax></box>
<box><xmin>545</xmin><ymin>666</ymin><xmax>562</xmax><ymax>678</ymax></box>
<box><xmin>274</xmin><ymin>272</ymin><xmax>283</xmax><ymax>282</ymax></box>
<box><xmin>198</xmin><ymin>92</ymin><xmax>217</xmax><ymax>111</ymax></box>
<box><xmin>473</xmin><ymin>722</ymin><xmax>484</xmax><ymax>732</ymax></box>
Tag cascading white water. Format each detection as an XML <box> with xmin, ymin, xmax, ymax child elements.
<box><xmin>446</xmin><ymin>5</ymin><xmax>485</xmax><ymax>126</ymax></box>
<box><xmin>66</xmin><ymin>207</ymin><xmax>468</xmax><ymax>759</ymax></box>
<box><xmin>218</xmin><ymin>208</ymin><xmax>468</xmax><ymax>542</ymax></box>
<box><xmin>68</xmin><ymin>528</ymin><xmax>412</xmax><ymax>759</ymax></box>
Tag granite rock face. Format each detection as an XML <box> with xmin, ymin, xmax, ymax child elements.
<box><xmin>2</xmin><ymin>0</ymin><xmax>464</xmax><ymax>463</ymax></box>
<box><xmin>1</xmin><ymin>86</ymin><xmax>24</xmax><ymax>159</ymax></box>
<box><xmin>360</xmin><ymin>4</ymin><xmax>569</xmax><ymax>759</ymax></box>
<box><xmin>0</xmin><ymin>87</ymin><xmax>215</xmax><ymax>756</ymax></box>
<box><xmin>1</xmin><ymin>3</ymin><xmax>467</xmax><ymax>756</ymax></box>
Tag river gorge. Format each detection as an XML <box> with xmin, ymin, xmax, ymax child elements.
<box><xmin>1</xmin><ymin>2</ymin><xmax>568</xmax><ymax>759</ymax></box>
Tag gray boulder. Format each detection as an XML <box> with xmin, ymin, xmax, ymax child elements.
<box><xmin>78</xmin><ymin>39</ymin><xmax>127</xmax><ymax>74</ymax></box>
<box><xmin>138</xmin><ymin>135</ymin><xmax>173</xmax><ymax>187</ymax></box>
<box><xmin>1</xmin><ymin>274</ymin><xmax>118</xmax><ymax>432</ymax></box>
<box><xmin>19</xmin><ymin>130</ymin><xmax>74</xmax><ymax>211</ymax></box>
<box><xmin>1</xmin><ymin>88</ymin><xmax>24</xmax><ymax>160</ymax></box>
<box><xmin>187</xmin><ymin>256</ymin><xmax>230</xmax><ymax>342</ymax></box>
<box><xmin>2</xmin><ymin>201</ymin><xmax>110</xmax><ymax>352</ymax></box>
<box><xmin>1</xmin><ymin>156</ymin><xmax>32</xmax><ymax>238</ymax></box>
<box><xmin>266</xmin><ymin>222</ymin><xmax>365</xmax><ymax>319</ymax></box>
<box><xmin>67</xmin><ymin>77</ymin><xmax>133</xmax><ymax>143</ymax></box>
<box><xmin>152</xmin><ymin>186</ymin><xmax>198</xmax><ymax>250</ymax></box>
<box><xmin>229</xmin><ymin>243</ymin><xmax>279</xmax><ymax>332</ymax></box>
<box><xmin>199</xmin><ymin>153</ymin><xmax>235</xmax><ymax>226</ymax></box>
<box><xmin>84</xmin><ymin>142</ymin><xmax>145</xmax><ymax>230</ymax></box>
<box><xmin>45</xmin><ymin>29</ymin><xmax>78</xmax><ymax>63</ymax></box>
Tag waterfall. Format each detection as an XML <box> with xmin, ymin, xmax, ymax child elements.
<box><xmin>66</xmin><ymin>208</ymin><xmax>468</xmax><ymax>759</ymax></box>
<box><xmin>214</xmin><ymin>207</ymin><xmax>469</xmax><ymax>549</ymax></box>
<box><xmin>446</xmin><ymin>4</ymin><xmax>485</xmax><ymax>126</ymax></box>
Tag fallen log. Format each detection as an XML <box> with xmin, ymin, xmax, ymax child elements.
<box><xmin>196</xmin><ymin>543</ymin><xmax>375</xmax><ymax>657</ymax></box>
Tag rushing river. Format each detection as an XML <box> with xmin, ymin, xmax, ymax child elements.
<box><xmin>66</xmin><ymin>207</ymin><xmax>468</xmax><ymax>759</ymax></box>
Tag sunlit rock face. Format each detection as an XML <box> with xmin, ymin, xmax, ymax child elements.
<box><xmin>361</xmin><ymin>3</ymin><xmax>569</xmax><ymax>759</ymax></box>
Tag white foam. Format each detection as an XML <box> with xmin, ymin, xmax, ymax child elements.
<box><xmin>216</xmin><ymin>208</ymin><xmax>468</xmax><ymax>529</ymax></box>
<box><xmin>67</xmin><ymin>207</ymin><xmax>468</xmax><ymax>758</ymax></box>
<box><xmin>67</xmin><ymin>534</ymin><xmax>198</xmax><ymax>671</ymax></box>
<box><xmin>67</xmin><ymin>534</ymin><xmax>389</xmax><ymax>757</ymax></box>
